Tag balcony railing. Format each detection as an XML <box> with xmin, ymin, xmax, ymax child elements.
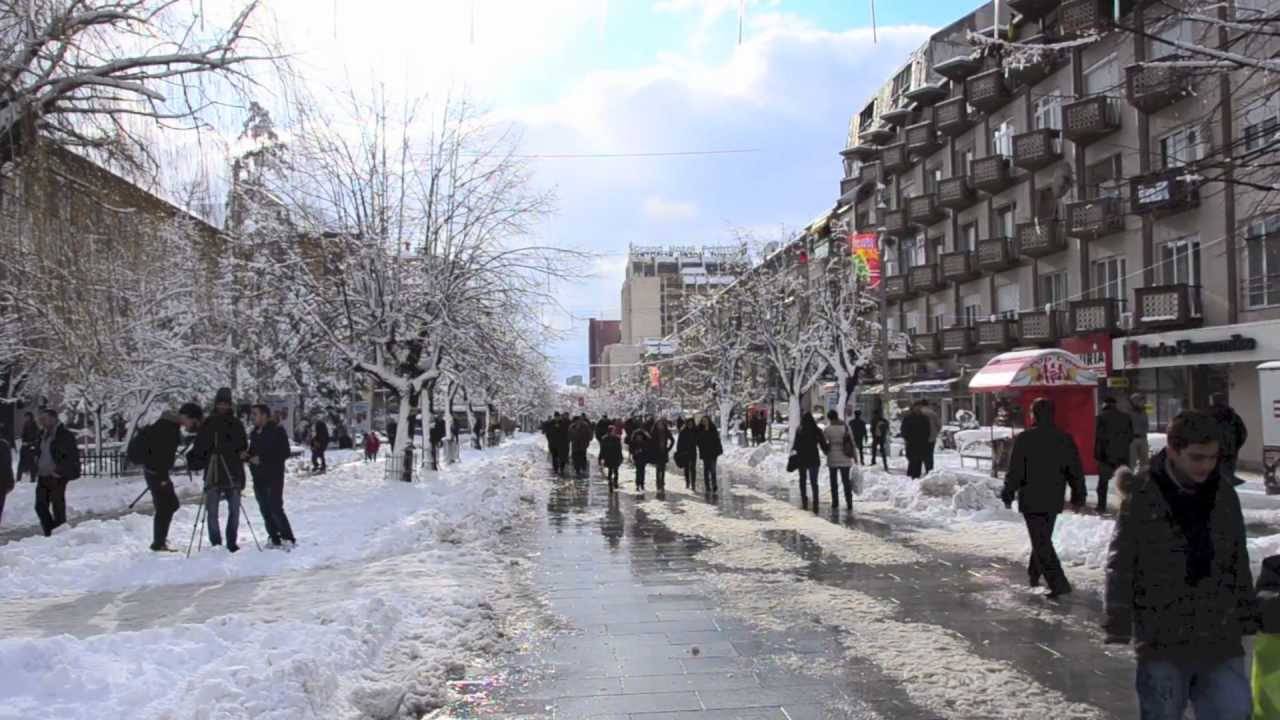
<box><xmin>905</xmin><ymin>120</ymin><xmax>942</xmax><ymax>156</ymax></box>
<box><xmin>940</xmin><ymin>326</ymin><xmax>976</xmax><ymax>355</ymax></box>
<box><xmin>882</xmin><ymin>208</ymin><xmax>910</xmax><ymax>236</ymax></box>
<box><xmin>912</xmin><ymin>332</ymin><xmax>942</xmax><ymax>358</ymax></box>
<box><xmin>1012</xmin><ymin>128</ymin><xmax>1062</xmax><ymax>172</ymax></box>
<box><xmin>862</xmin><ymin>124</ymin><xmax>894</xmax><ymax>144</ymax></box>
<box><xmin>1134</xmin><ymin>284</ymin><xmax>1203</xmax><ymax>331</ymax></box>
<box><xmin>905</xmin><ymin>83</ymin><xmax>948</xmax><ymax>107</ymax></box>
<box><xmin>840</xmin><ymin>176</ymin><xmax>859</xmax><ymax>198</ymax></box>
<box><xmin>859</xmin><ymin>160</ymin><xmax>881</xmax><ymax>190</ymax></box>
<box><xmin>1008</xmin><ymin>0</ymin><xmax>1058</xmax><ymax>20</ymax></box>
<box><xmin>1126</xmin><ymin>56</ymin><xmax>1196</xmax><ymax>113</ymax></box>
<box><xmin>1006</xmin><ymin>56</ymin><xmax>1055</xmax><ymax>88</ymax></box>
<box><xmin>1130</xmin><ymin>169</ymin><xmax>1201</xmax><ymax>216</ymax></box>
<box><xmin>909</xmin><ymin>263</ymin><xmax>944</xmax><ymax>293</ymax></box>
<box><xmin>881</xmin><ymin>106</ymin><xmax>917</xmax><ymax>127</ymax></box>
<box><xmin>933</xmin><ymin>54</ymin><xmax>982</xmax><ymax>82</ymax></box>
<box><xmin>885</xmin><ymin>274</ymin><xmax>910</xmax><ymax>301</ymax></box>
<box><xmin>935</xmin><ymin>96</ymin><xmax>971</xmax><ymax>138</ymax></box>
<box><xmin>907</xmin><ymin>194</ymin><xmax>945</xmax><ymax>226</ymax></box>
<box><xmin>881</xmin><ymin>142</ymin><xmax>911</xmax><ymax>174</ymax></box>
<box><xmin>1070</xmin><ymin>298</ymin><xmax>1120</xmax><ymax>334</ymax></box>
<box><xmin>1018</xmin><ymin>310</ymin><xmax>1068</xmax><ymax>345</ymax></box>
<box><xmin>976</xmin><ymin>319</ymin><xmax>1018</xmax><ymax>349</ymax></box>
<box><xmin>1066</xmin><ymin>196</ymin><xmax>1125</xmax><ymax>240</ymax></box>
<box><xmin>1016</xmin><ymin>220</ymin><xmax>1067</xmax><ymax>258</ymax></box>
<box><xmin>972</xmin><ymin>155</ymin><xmax>1015</xmax><ymax>194</ymax></box>
<box><xmin>937</xmin><ymin>176</ymin><xmax>978</xmax><ymax>210</ymax></box>
<box><xmin>967</xmin><ymin>68</ymin><xmax>1012</xmax><ymax>113</ymax></box>
<box><xmin>1063</xmin><ymin>95</ymin><xmax>1122</xmax><ymax>145</ymax></box>
<box><xmin>977</xmin><ymin>237</ymin><xmax>1018</xmax><ymax>271</ymax></box>
<box><xmin>941</xmin><ymin>250</ymin><xmax>981</xmax><ymax>283</ymax></box>
<box><xmin>1061</xmin><ymin>0</ymin><xmax>1115</xmax><ymax>37</ymax></box>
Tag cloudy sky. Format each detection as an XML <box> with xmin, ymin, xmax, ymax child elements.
<box><xmin>264</xmin><ymin>0</ymin><xmax>976</xmax><ymax>381</ymax></box>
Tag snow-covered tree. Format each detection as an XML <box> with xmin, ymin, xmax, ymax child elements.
<box><xmin>810</xmin><ymin>238</ymin><xmax>884</xmax><ymax>420</ymax></box>
<box><xmin>678</xmin><ymin>288</ymin><xmax>755</xmax><ymax>436</ymax></box>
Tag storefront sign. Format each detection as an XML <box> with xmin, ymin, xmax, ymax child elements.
<box><xmin>1126</xmin><ymin>334</ymin><xmax>1257</xmax><ymax>366</ymax></box>
<box><xmin>1107</xmin><ymin>377</ymin><xmax>1129</xmax><ymax>389</ymax></box>
<box><xmin>848</xmin><ymin>232</ymin><xmax>881</xmax><ymax>289</ymax></box>
<box><xmin>1059</xmin><ymin>333</ymin><xmax>1112</xmax><ymax>376</ymax></box>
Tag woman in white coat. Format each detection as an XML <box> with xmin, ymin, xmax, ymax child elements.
<box><xmin>822</xmin><ymin>410</ymin><xmax>859</xmax><ymax>511</ymax></box>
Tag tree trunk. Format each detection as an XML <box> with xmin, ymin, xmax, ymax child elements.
<box><xmin>786</xmin><ymin>393</ymin><xmax>802</xmax><ymax>449</ymax></box>
<box><xmin>835</xmin><ymin>368</ymin><xmax>850</xmax><ymax>421</ymax></box>
<box><xmin>718</xmin><ymin>400</ymin><xmax>733</xmax><ymax>442</ymax></box>
<box><xmin>393</xmin><ymin>392</ymin><xmax>412</xmax><ymax>459</ymax></box>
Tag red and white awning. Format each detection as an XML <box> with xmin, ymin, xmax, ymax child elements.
<box><xmin>968</xmin><ymin>349</ymin><xmax>1099</xmax><ymax>392</ymax></box>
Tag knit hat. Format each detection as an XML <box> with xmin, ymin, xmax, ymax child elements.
<box><xmin>214</xmin><ymin>387</ymin><xmax>233</xmax><ymax>405</ymax></box>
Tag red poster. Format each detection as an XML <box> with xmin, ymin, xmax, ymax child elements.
<box><xmin>648</xmin><ymin>365</ymin><xmax>661</xmax><ymax>388</ymax></box>
<box><xmin>1059</xmin><ymin>333</ymin><xmax>1112</xmax><ymax>377</ymax></box>
<box><xmin>848</xmin><ymin>233</ymin><xmax>881</xmax><ymax>289</ymax></box>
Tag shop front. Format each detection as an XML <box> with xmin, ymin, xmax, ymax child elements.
<box><xmin>1111</xmin><ymin>319</ymin><xmax>1280</xmax><ymax>469</ymax></box>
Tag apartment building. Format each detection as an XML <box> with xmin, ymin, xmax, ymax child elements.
<box><xmin>587</xmin><ymin>319</ymin><xmax>621</xmax><ymax>388</ymax></box>
<box><xmin>836</xmin><ymin>0</ymin><xmax>1280</xmax><ymax>466</ymax></box>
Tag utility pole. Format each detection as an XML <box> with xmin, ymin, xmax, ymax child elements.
<box><xmin>879</xmin><ymin>228</ymin><xmax>890</xmax><ymax>418</ymax></box>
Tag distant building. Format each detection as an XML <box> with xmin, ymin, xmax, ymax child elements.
<box><xmin>565</xmin><ymin>375</ymin><xmax>585</xmax><ymax>387</ymax></box>
<box><xmin>587</xmin><ymin>318</ymin><xmax>621</xmax><ymax>388</ymax></box>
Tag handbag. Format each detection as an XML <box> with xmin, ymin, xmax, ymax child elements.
<box><xmin>841</xmin><ymin>428</ymin><xmax>855</xmax><ymax>459</ymax></box>
<box><xmin>786</xmin><ymin>453</ymin><xmax>799</xmax><ymax>473</ymax></box>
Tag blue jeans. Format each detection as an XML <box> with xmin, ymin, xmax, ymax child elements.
<box><xmin>206</xmin><ymin>486</ymin><xmax>241</xmax><ymax>548</ymax></box>
<box><xmin>1136</xmin><ymin>656</ymin><xmax>1251</xmax><ymax>720</ymax></box>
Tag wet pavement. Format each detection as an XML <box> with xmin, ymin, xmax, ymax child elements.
<box><xmin>474</xmin><ymin>456</ymin><xmax>1140</xmax><ymax>719</ymax></box>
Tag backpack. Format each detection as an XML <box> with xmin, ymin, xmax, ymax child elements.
<box><xmin>842</xmin><ymin>427</ymin><xmax>855</xmax><ymax>458</ymax></box>
<box><xmin>126</xmin><ymin>425</ymin><xmax>148</xmax><ymax>466</ymax></box>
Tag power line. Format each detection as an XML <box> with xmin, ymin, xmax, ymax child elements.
<box><xmin>503</xmin><ymin>148</ymin><xmax>761</xmax><ymax>160</ymax></box>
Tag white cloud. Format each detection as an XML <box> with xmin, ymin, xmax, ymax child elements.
<box><xmin>643</xmin><ymin>195</ymin><xmax>699</xmax><ymax>221</ymax></box>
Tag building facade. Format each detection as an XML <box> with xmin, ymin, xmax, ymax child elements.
<box><xmin>836</xmin><ymin>0</ymin><xmax>1280</xmax><ymax>466</ymax></box>
<box><xmin>587</xmin><ymin>318</ymin><xmax>621</xmax><ymax>388</ymax></box>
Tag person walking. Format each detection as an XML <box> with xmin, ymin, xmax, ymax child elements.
<box><xmin>312</xmin><ymin>417</ymin><xmax>330</xmax><ymax>474</ymax></box>
<box><xmin>676</xmin><ymin>418</ymin><xmax>699</xmax><ymax>490</ymax></box>
<box><xmin>629</xmin><ymin>424</ymin><xmax>652</xmax><ymax>491</ymax></box>
<box><xmin>34</xmin><ymin>408</ymin><xmax>80</xmax><ymax>537</ymax></box>
<box><xmin>17</xmin><ymin>412</ymin><xmax>39</xmax><ymax>483</ymax></box>
<box><xmin>751</xmin><ymin>412</ymin><xmax>767</xmax><ymax>446</ymax></box>
<box><xmin>648</xmin><ymin>418</ymin><xmax>675</xmax><ymax>492</ymax></box>
<box><xmin>247</xmin><ymin>404</ymin><xmax>295</xmax><ymax>548</ymax></box>
<box><xmin>849</xmin><ymin>410</ymin><xmax>867</xmax><ymax>466</ymax></box>
<box><xmin>569</xmin><ymin>414</ymin><xmax>594</xmax><ymax>478</ymax></box>
<box><xmin>136</xmin><ymin>410</ymin><xmax>182</xmax><ymax>552</ymax></box>
<box><xmin>594</xmin><ymin>414</ymin><xmax>611</xmax><ymax>467</ymax></box>
<box><xmin>601</xmin><ymin>425</ymin><xmax>624</xmax><ymax>492</ymax></box>
<box><xmin>473</xmin><ymin>415</ymin><xmax>485</xmax><ymax>450</ymax></box>
<box><xmin>183</xmin><ymin>389</ymin><xmax>248</xmax><ymax>552</ymax></box>
<box><xmin>1001</xmin><ymin>397</ymin><xmax>1086</xmax><ymax>599</ymax></box>
<box><xmin>1094</xmin><ymin>396</ymin><xmax>1135</xmax><ymax>514</ymax></box>
<box><xmin>869</xmin><ymin>409</ymin><xmax>890</xmax><ymax>471</ymax></box>
<box><xmin>822</xmin><ymin>410</ymin><xmax>857</xmax><ymax>511</ymax></box>
<box><xmin>900</xmin><ymin>402</ymin><xmax>932</xmax><ymax>480</ymax></box>
<box><xmin>696</xmin><ymin>416</ymin><xmax>723</xmax><ymax>493</ymax></box>
<box><xmin>792</xmin><ymin>413</ymin><xmax>829</xmax><ymax>512</ymax></box>
<box><xmin>1209</xmin><ymin>392</ymin><xmax>1249</xmax><ymax>487</ymax></box>
<box><xmin>0</xmin><ymin>436</ymin><xmax>13</xmax><ymax>527</ymax></box>
<box><xmin>1129</xmin><ymin>393</ymin><xmax>1151</xmax><ymax>474</ymax></box>
<box><xmin>1104</xmin><ymin>410</ymin><xmax>1259</xmax><ymax>719</ymax></box>
<box><xmin>363</xmin><ymin>431</ymin><xmax>380</xmax><ymax>461</ymax></box>
<box><xmin>919</xmin><ymin>401</ymin><xmax>941</xmax><ymax>473</ymax></box>
<box><xmin>550</xmin><ymin>414</ymin><xmax>571</xmax><ymax>476</ymax></box>
<box><xmin>428</xmin><ymin>414</ymin><xmax>446</xmax><ymax>469</ymax></box>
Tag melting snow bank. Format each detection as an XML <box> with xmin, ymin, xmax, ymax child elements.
<box><xmin>0</xmin><ymin>438</ymin><xmax>548</xmax><ymax>720</ymax></box>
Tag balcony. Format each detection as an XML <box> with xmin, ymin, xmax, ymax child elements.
<box><xmin>840</xmin><ymin>176</ymin><xmax>859</xmax><ymax>198</ymax></box>
<box><xmin>862</xmin><ymin>124</ymin><xmax>894</xmax><ymax>144</ymax></box>
<box><xmin>976</xmin><ymin>319</ymin><xmax>1018</xmax><ymax>350</ymax></box>
<box><xmin>941</xmin><ymin>250</ymin><xmax>981</xmax><ymax>283</ymax></box>
<box><xmin>882</xmin><ymin>208</ymin><xmax>910</xmax><ymax>236</ymax></box>
<box><xmin>858</xmin><ymin>160</ymin><xmax>881</xmax><ymax>190</ymax></box>
<box><xmin>977</xmin><ymin>237</ymin><xmax>1018</xmax><ymax>271</ymax></box>
<box><xmin>905</xmin><ymin>120</ymin><xmax>941</xmax><ymax>156</ymax></box>
<box><xmin>1063</xmin><ymin>95</ymin><xmax>1122</xmax><ymax>145</ymax></box>
<box><xmin>1130</xmin><ymin>169</ymin><xmax>1201</xmax><ymax>216</ymax></box>
<box><xmin>1012</xmin><ymin>129</ymin><xmax>1063</xmax><ymax>172</ymax></box>
<box><xmin>933</xmin><ymin>54</ymin><xmax>982</xmax><ymax>82</ymax></box>
<box><xmin>935</xmin><ymin>96</ymin><xmax>971</xmax><ymax>138</ymax></box>
<box><xmin>967</xmin><ymin>68</ymin><xmax>1012</xmax><ymax>113</ymax></box>
<box><xmin>1018</xmin><ymin>310</ymin><xmax>1068</xmax><ymax>346</ymax></box>
<box><xmin>909</xmin><ymin>263</ymin><xmax>944</xmax><ymax>293</ymax></box>
<box><xmin>905</xmin><ymin>82</ymin><xmax>948</xmax><ymax>107</ymax></box>
<box><xmin>1134</xmin><ymin>284</ymin><xmax>1203</xmax><ymax>331</ymax></box>
<box><xmin>885</xmin><ymin>274</ymin><xmax>911</xmax><ymax>302</ymax></box>
<box><xmin>912</xmin><ymin>332</ymin><xmax>942</xmax><ymax>359</ymax></box>
<box><xmin>881</xmin><ymin>106</ymin><xmax>917</xmax><ymax>127</ymax></box>
<box><xmin>1126</xmin><ymin>57</ymin><xmax>1195</xmax><ymax>113</ymax></box>
<box><xmin>1016</xmin><ymin>220</ymin><xmax>1067</xmax><ymax>258</ymax></box>
<box><xmin>1061</xmin><ymin>0</ymin><xmax>1115</xmax><ymax>38</ymax></box>
<box><xmin>907</xmin><ymin>194</ymin><xmax>945</xmax><ymax>226</ymax></box>
<box><xmin>1008</xmin><ymin>0</ymin><xmax>1058</xmax><ymax>20</ymax></box>
<box><xmin>972</xmin><ymin>155</ymin><xmax>1015</xmax><ymax>194</ymax></box>
<box><xmin>1066</xmin><ymin>196</ymin><xmax>1125</xmax><ymax>240</ymax></box>
<box><xmin>937</xmin><ymin>176</ymin><xmax>978</xmax><ymax>210</ymax></box>
<box><xmin>939</xmin><ymin>326</ymin><xmax>976</xmax><ymax>355</ymax></box>
<box><xmin>1006</xmin><ymin>56</ymin><xmax>1056</xmax><ymax>88</ymax></box>
<box><xmin>881</xmin><ymin>142</ymin><xmax>911</xmax><ymax>174</ymax></box>
<box><xmin>1070</xmin><ymin>298</ymin><xmax>1120</xmax><ymax>335</ymax></box>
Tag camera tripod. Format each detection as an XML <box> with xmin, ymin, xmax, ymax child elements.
<box><xmin>185</xmin><ymin>439</ymin><xmax>262</xmax><ymax>558</ymax></box>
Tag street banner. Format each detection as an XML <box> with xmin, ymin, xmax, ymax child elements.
<box><xmin>649</xmin><ymin>365</ymin><xmax>661</xmax><ymax>389</ymax></box>
<box><xmin>849</xmin><ymin>233</ymin><xmax>881</xmax><ymax>288</ymax></box>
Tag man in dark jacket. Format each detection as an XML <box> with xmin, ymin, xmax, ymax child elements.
<box><xmin>428</xmin><ymin>415</ymin><xmax>446</xmax><ymax>469</ymax></box>
<box><xmin>247</xmin><ymin>404</ymin><xmax>295</xmax><ymax>547</ymax></box>
<box><xmin>184</xmin><ymin>389</ymin><xmax>248</xmax><ymax>552</ymax></box>
<box><xmin>1210</xmin><ymin>392</ymin><xmax>1248</xmax><ymax>486</ymax></box>
<box><xmin>696</xmin><ymin>417</ymin><xmax>723</xmax><ymax>493</ymax></box>
<box><xmin>1104</xmin><ymin>410</ymin><xmax>1258</xmax><ymax>719</ymax></box>
<box><xmin>0</xmin><ymin>437</ymin><xmax>13</xmax><ymax>527</ymax></box>
<box><xmin>1002</xmin><ymin>398</ymin><xmax>1086</xmax><ymax>599</ymax></box>
<box><xmin>1093</xmin><ymin>395</ymin><xmax>1134</xmax><ymax>514</ymax></box>
<box><xmin>569</xmin><ymin>415</ymin><xmax>593</xmax><ymax>478</ymax></box>
<box><xmin>139</xmin><ymin>410</ymin><xmax>182</xmax><ymax>551</ymax></box>
<box><xmin>474</xmin><ymin>415</ymin><xmax>485</xmax><ymax>450</ymax></box>
<box><xmin>312</xmin><ymin>418</ymin><xmax>330</xmax><ymax>473</ymax></box>
<box><xmin>34</xmin><ymin>408</ymin><xmax>81</xmax><ymax>537</ymax></box>
<box><xmin>17</xmin><ymin>412</ymin><xmax>39</xmax><ymax>483</ymax></box>
<box><xmin>546</xmin><ymin>412</ymin><xmax>570</xmax><ymax>475</ymax></box>
<box><xmin>899</xmin><ymin>402</ymin><xmax>932</xmax><ymax>479</ymax></box>
<box><xmin>849</xmin><ymin>410</ymin><xmax>867</xmax><ymax>466</ymax></box>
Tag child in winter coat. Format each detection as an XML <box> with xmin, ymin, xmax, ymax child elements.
<box><xmin>364</xmin><ymin>432</ymin><xmax>381</xmax><ymax>462</ymax></box>
<box><xmin>600</xmin><ymin>427</ymin><xmax>624</xmax><ymax>492</ymax></box>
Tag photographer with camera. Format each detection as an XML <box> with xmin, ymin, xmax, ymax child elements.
<box><xmin>247</xmin><ymin>404</ymin><xmax>295</xmax><ymax>548</ymax></box>
<box><xmin>129</xmin><ymin>410</ymin><xmax>183</xmax><ymax>551</ymax></box>
<box><xmin>181</xmin><ymin>388</ymin><xmax>248</xmax><ymax>552</ymax></box>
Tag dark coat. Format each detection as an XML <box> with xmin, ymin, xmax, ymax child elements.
<box><xmin>314</xmin><ymin>421</ymin><xmax>330</xmax><ymax>448</ymax></box>
<box><xmin>1212</xmin><ymin>406</ymin><xmax>1249</xmax><ymax>459</ymax></box>
<box><xmin>600</xmin><ymin>434</ymin><xmax>624</xmax><ymax>468</ymax></box>
<box><xmin>595</xmin><ymin>418</ymin><xmax>611</xmax><ymax>441</ymax></box>
<box><xmin>249</xmin><ymin>422</ymin><xmax>292</xmax><ymax>485</ymax></box>
<box><xmin>429</xmin><ymin>419</ymin><xmax>446</xmax><ymax>445</ymax></box>
<box><xmin>791</xmin><ymin>423</ymin><xmax>828</xmax><ymax>468</ymax></box>
<box><xmin>647</xmin><ymin>427</ymin><xmax>675</xmax><ymax>463</ymax></box>
<box><xmin>1104</xmin><ymin>450</ymin><xmax>1259</xmax><ymax>660</ymax></box>
<box><xmin>548</xmin><ymin>418</ymin><xmax>571</xmax><ymax>452</ymax></box>
<box><xmin>386</xmin><ymin>421</ymin><xmax>398</xmax><ymax>449</ymax></box>
<box><xmin>850</xmin><ymin>417</ymin><xmax>867</xmax><ymax>441</ymax></box>
<box><xmin>1257</xmin><ymin>555</ymin><xmax>1280</xmax><ymax>634</ymax></box>
<box><xmin>38</xmin><ymin>425</ymin><xmax>81</xmax><ymax>481</ymax></box>
<box><xmin>871</xmin><ymin>417</ymin><xmax>889</xmax><ymax>441</ymax></box>
<box><xmin>1001</xmin><ymin>424</ymin><xmax>1087</xmax><ymax>514</ymax></box>
<box><xmin>0</xmin><ymin>439</ymin><xmax>13</xmax><ymax>494</ymax></box>
<box><xmin>629</xmin><ymin>429</ymin><xmax>652</xmax><ymax>464</ymax></box>
<box><xmin>187</xmin><ymin>412</ymin><xmax>248</xmax><ymax>490</ymax></box>
<box><xmin>675</xmin><ymin>426</ymin><xmax>697</xmax><ymax>464</ymax></box>
<box><xmin>569</xmin><ymin>419</ymin><xmax>593</xmax><ymax>452</ymax></box>
<box><xmin>1094</xmin><ymin>407</ymin><xmax>1135</xmax><ymax>465</ymax></box>
<box><xmin>696</xmin><ymin>425</ymin><xmax>723</xmax><ymax>461</ymax></box>
<box><xmin>899</xmin><ymin>412</ymin><xmax>931</xmax><ymax>458</ymax></box>
<box><xmin>140</xmin><ymin>417</ymin><xmax>182</xmax><ymax>474</ymax></box>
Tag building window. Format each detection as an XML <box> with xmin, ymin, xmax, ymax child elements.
<box><xmin>1242</xmin><ymin>95</ymin><xmax>1280</xmax><ymax>154</ymax></box>
<box><xmin>1086</xmin><ymin>154</ymin><xmax>1124</xmax><ymax>200</ymax></box>
<box><xmin>891</xmin><ymin>66</ymin><xmax>912</xmax><ymax>105</ymax></box>
<box><xmin>992</xmin><ymin>120</ymin><xmax>1015</xmax><ymax>157</ymax></box>
<box><xmin>1038</xmin><ymin>271</ymin><xmax>1069</xmax><ymax>309</ymax></box>
<box><xmin>1034</xmin><ymin>94</ymin><xmax>1064</xmax><ymax>131</ymax></box>
<box><xmin>961</xmin><ymin>222</ymin><xmax>978</xmax><ymax>252</ymax></box>
<box><xmin>1083</xmin><ymin>54</ymin><xmax>1120</xmax><ymax>97</ymax></box>
<box><xmin>906</xmin><ymin>311</ymin><xmax>920</xmax><ymax>336</ymax></box>
<box><xmin>996</xmin><ymin>205</ymin><xmax>1016</xmax><ymax>238</ymax></box>
<box><xmin>1152</xmin><ymin>17</ymin><xmax>1195</xmax><ymax>58</ymax></box>
<box><xmin>925</xmin><ymin>164</ymin><xmax>943</xmax><ymax>193</ymax></box>
<box><xmin>1246</xmin><ymin>214</ymin><xmax>1280</xmax><ymax>308</ymax></box>
<box><xmin>1159</xmin><ymin>125</ymin><xmax>1204</xmax><ymax>169</ymax></box>
<box><xmin>1092</xmin><ymin>256</ymin><xmax>1128</xmax><ymax>310</ymax></box>
<box><xmin>957</xmin><ymin>146</ymin><xmax>974</xmax><ymax>177</ymax></box>
<box><xmin>932</xmin><ymin>238</ymin><xmax>944</xmax><ymax>263</ymax></box>
<box><xmin>856</xmin><ymin>211</ymin><xmax>870</xmax><ymax>230</ymax></box>
<box><xmin>997</xmin><ymin>283</ymin><xmax>1020</xmax><ymax>319</ymax></box>
<box><xmin>1158</xmin><ymin>235</ymin><xmax>1202</xmax><ymax>286</ymax></box>
<box><xmin>963</xmin><ymin>303</ymin><xmax>981</xmax><ymax>327</ymax></box>
<box><xmin>897</xmin><ymin>180</ymin><xmax>914</xmax><ymax>210</ymax></box>
<box><xmin>931</xmin><ymin>312</ymin><xmax>947</xmax><ymax>332</ymax></box>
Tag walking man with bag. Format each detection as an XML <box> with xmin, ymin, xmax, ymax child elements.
<box><xmin>34</xmin><ymin>408</ymin><xmax>80</xmax><ymax>537</ymax></box>
<box><xmin>183</xmin><ymin>389</ymin><xmax>248</xmax><ymax>553</ymax></box>
<box><xmin>849</xmin><ymin>410</ymin><xmax>867</xmax><ymax>466</ymax></box>
<box><xmin>1094</xmin><ymin>395</ymin><xmax>1134</xmax><ymax>515</ymax></box>
<box><xmin>822</xmin><ymin>410</ymin><xmax>857</xmax><ymax>511</ymax></box>
<box><xmin>132</xmin><ymin>410</ymin><xmax>182</xmax><ymax>551</ymax></box>
<box><xmin>247</xmin><ymin>404</ymin><xmax>295</xmax><ymax>548</ymax></box>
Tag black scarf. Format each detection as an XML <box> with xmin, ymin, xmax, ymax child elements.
<box><xmin>1155</xmin><ymin>458</ymin><xmax>1219</xmax><ymax>585</ymax></box>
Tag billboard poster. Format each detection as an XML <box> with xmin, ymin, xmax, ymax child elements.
<box><xmin>350</xmin><ymin>400</ymin><xmax>371</xmax><ymax>435</ymax></box>
<box><xmin>649</xmin><ymin>365</ymin><xmax>661</xmax><ymax>388</ymax></box>
<box><xmin>849</xmin><ymin>233</ymin><xmax>881</xmax><ymax>288</ymax></box>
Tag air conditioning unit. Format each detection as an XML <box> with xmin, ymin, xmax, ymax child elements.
<box><xmin>1120</xmin><ymin>312</ymin><xmax>1133</xmax><ymax>331</ymax></box>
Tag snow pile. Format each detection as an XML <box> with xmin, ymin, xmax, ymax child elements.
<box><xmin>862</xmin><ymin>468</ymin><xmax>1006</xmax><ymax>520</ymax></box>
